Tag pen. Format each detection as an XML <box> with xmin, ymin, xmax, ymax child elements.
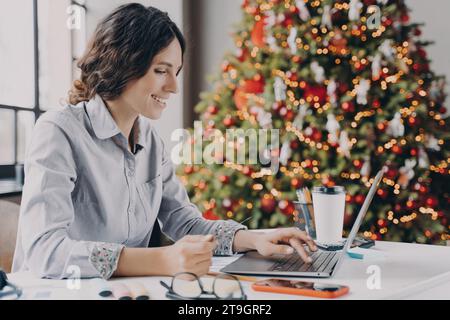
<box><xmin>126</xmin><ymin>282</ymin><xmax>150</xmax><ymax>300</ymax></box>
<box><xmin>91</xmin><ymin>278</ymin><xmax>113</xmax><ymax>298</ymax></box>
<box><xmin>111</xmin><ymin>283</ymin><xmax>132</xmax><ymax>300</ymax></box>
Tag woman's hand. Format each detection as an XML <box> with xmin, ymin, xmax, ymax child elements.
<box><xmin>163</xmin><ymin>234</ymin><xmax>217</xmax><ymax>276</ymax></box>
<box><xmin>234</xmin><ymin>228</ymin><xmax>318</xmax><ymax>263</ymax></box>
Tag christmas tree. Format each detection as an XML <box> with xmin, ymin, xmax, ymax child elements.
<box><xmin>177</xmin><ymin>0</ymin><xmax>449</xmax><ymax>244</ymax></box>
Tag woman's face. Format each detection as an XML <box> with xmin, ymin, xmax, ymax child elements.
<box><xmin>120</xmin><ymin>38</ymin><xmax>183</xmax><ymax>120</ymax></box>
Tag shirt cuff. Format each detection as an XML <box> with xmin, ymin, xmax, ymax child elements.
<box><xmin>213</xmin><ymin>220</ymin><xmax>247</xmax><ymax>256</ymax></box>
<box><xmin>88</xmin><ymin>242</ymin><xmax>125</xmax><ymax>279</ymax></box>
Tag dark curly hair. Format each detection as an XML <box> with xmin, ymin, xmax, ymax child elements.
<box><xmin>68</xmin><ymin>3</ymin><xmax>185</xmax><ymax>105</ymax></box>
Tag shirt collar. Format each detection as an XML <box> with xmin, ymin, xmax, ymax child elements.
<box><xmin>85</xmin><ymin>94</ymin><xmax>146</xmax><ymax>152</ymax></box>
<box><xmin>86</xmin><ymin>94</ymin><xmax>121</xmax><ymax>140</ymax></box>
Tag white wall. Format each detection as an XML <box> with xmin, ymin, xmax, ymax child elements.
<box><xmin>85</xmin><ymin>0</ymin><xmax>184</xmax><ymax>150</ymax></box>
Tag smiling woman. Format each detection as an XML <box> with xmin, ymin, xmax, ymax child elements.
<box><xmin>12</xmin><ymin>3</ymin><xmax>246</xmax><ymax>280</ymax></box>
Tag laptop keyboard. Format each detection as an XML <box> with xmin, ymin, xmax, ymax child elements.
<box><xmin>269</xmin><ymin>251</ymin><xmax>338</xmax><ymax>273</ymax></box>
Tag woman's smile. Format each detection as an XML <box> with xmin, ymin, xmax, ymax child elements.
<box><xmin>150</xmin><ymin>94</ymin><xmax>168</xmax><ymax>108</ymax></box>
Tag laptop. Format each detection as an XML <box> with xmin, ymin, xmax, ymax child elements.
<box><xmin>221</xmin><ymin>168</ymin><xmax>386</xmax><ymax>278</ymax></box>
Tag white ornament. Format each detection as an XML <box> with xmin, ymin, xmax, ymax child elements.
<box><xmin>327</xmin><ymin>79</ymin><xmax>337</xmax><ymax>106</ymax></box>
<box><xmin>311</xmin><ymin>61</ymin><xmax>325</xmax><ymax>83</ymax></box>
<box><xmin>372</xmin><ymin>53</ymin><xmax>382</xmax><ymax>80</ymax></box>
<box><xmin>326</xmin><ymin>113</ymin><xmax>340</xmax><ymax>144</ymax></box>
<box><xmin>279</xmin><ymin>140</ymin><xmax>292</xmax><ymax>166</ymax></box>
<box><xmin>386</xmin><ymin>112</ymin><xmax>405</xmax><ymax>138</ymax></box>
<box><xmin>429</xmin><ymin>79</ymin><xmax>445</xmax><ymax>100</ymax></box>
<box><xmin>398</xmin><ymin>159</ymin><xmax>417</xmax><ymax>189</ymax></box>
<box><xmin>293</xmin><ymin>104</ymin><xmax>309</xmax><ymax>130</ymax></box>
<box><xmin>274</xmin><ymin>77</ymin><xmax>287</xmax><ymax>102</ymax></box>
<box><xmin>379</xmin><ymin>40</ymin><xmax>395</xmax><ymax>61</ymax></box>
<box><xmin>425</xmin><ymin>134</ymin><xmax>441</xmax><ymax>151</ymax></box>
<box><xmin>266</xmin><ymin>11</ymin><xmax>277</xmax><ymax>28</ymax></box>
<box><xmin>295</xmin><ymin>0</ymin><xmax>310</xmax><ymax>21</ymax></box>
<box><xmin>355</xmin><ymin>79</ymin><xmax>370</xmax><ymax>105</ymax></box>
<box><xmin>304</xmin><ymin>126</ymin><xmax>313</xmax><ymax>136</ymax></box>
<box><xmin>251</xmin><ymin>106</ymin><xmax>273</xmax><ymax>129</ymax></box>
<box><xmin>418</xmin><ymin>146</ymin><xmax>429</xmax><ymax>169</ymax></box>
<box><xmin>287</xmin><ymin>27</ymin><xmax>298</xmax><ymax>55</ymax></box>
<box><xmin>349</xmin><ymin>0</ymin><xmax>363</xmax><ymax>21</ymax></box>
<box><xmin>377</xmin><ymin>0</ymin><xmax>389</xmax><ymax>5</ymax></box>
<box><xmin>267</xmin><ymin>35</ymin><xmax>278</xmax><ymax>51</ymax></box>
<box><xmin>339</xmin><ymin>131</ymin><xmax>351</xmax><ymax>158</ymax></box>
<box><xmin>321</xmin><ymin>5</ymin><xmax>333</xmax><ymax>29</ymax></box>
<box><xmin>360</xmin><ymin>156</ymin><xmax>371</xmax><ymax>178</ymax></box>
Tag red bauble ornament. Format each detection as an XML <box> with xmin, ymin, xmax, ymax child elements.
<box><xmin>184</xmin><ymin>166</ymin><xmax>194</xmax><ymax>174</ymax></box>
<box><xmin>410</xmin><ymin>148</ymin><xmax>418</xmax><ymax>157</ymax></box>
<box><xmin>394</xmin><ymin>204</ymin><xmax>402</xmax><ymax>212</ymax></box>
<box><xmin>203</xmin><ymin>209</ymin><xmax>220</xmax><ymax>220</ymax></box>
<box><xmin>251</xmin><ymin>18</ymin><xmax>266</xmax><ymax>48</ymax></box>
<box><xmin>425</xmin><ymin>196</ymin><xmax>438</xmax><ymax>207</ymax></box>
<box><xmin>377</xmin><ymin>219</ymin><xmax>387</xmax><ymax>228</ymax></box>
<box><xmin>344</xmin><ymin>211</ymin><xmax>353</xmax><ymax>227</ymax></box>
<box><xmin>219</xmin><ymin>175</ymin><xmax>230</xmax><ymax>184</ymax></box>
<box><xmin>342</xmin><ymin>101</ymin><xmax>355</xmax><ymax>113</ymax></box>
<box><xmin>237</xmin><ymin>48</ymin><xmax>249</xmax><ymax>62</ymax></box>
<box><xmin>401</xmin><ymin>13</ymin><xmax>410</xmax><ymax>24</ymax></box>
<box><xmin>392</xmin><ymin>145</ymin><xmax>402</xmax><ymax>155</ymax></box>
<box><xmin>207</xmin><ymin>105</ymin><xmax>219</xmax><ymax>115</ymax></box>
<box><xmin>304</xmin><ymin>85</ymin><xmax>327</xmax><ymax>105</ymax></box>
<box><xmin>372</xmin><ymin>99</ymin><xmax>381</xmax><ymax>109</ymax></box>
<box><xmin>386</xmin><ymin>168</ymin><xmax>398</xmax><ymax>179</ymax></box>
<box><xmin>291</xmin><ymin>178</ymin><xmax>302</xmax><ymax>189</ymax></box>
<box><xmin>282</xmin><ymin>16</ymin><xmax>293</xmax><ymax>28</ymax></box>
<box><xmin>414</xmin><ymin>28</ymin><xmax>422</xmax><ymax>36</ymax></box>
<box><xmin>353</xmin><ymin>159</ymin><xmax>363</xmax><ymax>169</ymax></box>
<box><xmin>439</xmin><ymin>107</ymin><xmax>447</xmax><ymax>114</ymax></box>
<box><xmin>311</xmin><ymin>129</ymin><xmax>323</xmax><ymax>142</ymax></box>
<box><xmin>382</xmin><ymin>17</ymin><xmax>393</xmax><ymax>26</ymax></box>
<box><xmin>377</xmin><ymin>189</ymin><xmax>388</xmax><ymax>199</ymax></box>
<box><xmin>338</xmin><ymin>82</ymin><xmax>349</xmax><ymax>95</ymax></box>
<box><xmin>408</xmin><ymin>116</ymin><xmax>419</xmax><ymax>126</ymax></box>
<box><xmin>417</xmin><ymin>47</ymin><xmax>427</xmax><ymax>59</ymax></box>
<box><xmin>290</xmin><ymin>140</ymin><xmax>299</xmax><ymax>149</ymax></box>
<box><xmin>377</xmin><ymin>122</ymin><xmax>387</xmax><ymax>132</ymax></box>
<box><xmin>279</xmin><ymin>200</ymin><xmax>295</xmax><ymax>216</ymax></box>
<box><xmin>261</xmin><ymin>195</ymin><xmax>277</xmax><ymax>214</ymax></box>
<box><xmin>242</xmin><ymin>166</ymin><xmax>253</xmax><ymax>177</ymax></box>
<box><xmin>223</xmin><ymin>117</ymin><xmax>235</xmax><ymax>127</ymax></box>
<box><xmin>285</xmin><ymin>109</ymin><xmax>295</xmax><ymax>121</ymax></box>
<box><xmin>242</xmin><ymin>77</ymin><xmax>265</xmax><ymax>94</ymax></box>
<box><xmin>355</xmin><ymin>194</ymin><xmax>365</xmax><ymax>205</ymax></box>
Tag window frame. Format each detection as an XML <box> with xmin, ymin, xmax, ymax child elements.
<box><xmin>0</xmin><ymin>0</ymin><xmax>86</xmax><ymax>179</ymax></box>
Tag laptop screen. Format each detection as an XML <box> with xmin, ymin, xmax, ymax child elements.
<box><xmin>331</xmin><ymin>167</ymin><xmax>386</xmax><ymax>275</ymax></box>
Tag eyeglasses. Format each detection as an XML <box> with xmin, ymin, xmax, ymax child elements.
<box><xmin>160</xmin><ymin>272</ymin><xmax>247</xmax><ymax>300</ymax></box>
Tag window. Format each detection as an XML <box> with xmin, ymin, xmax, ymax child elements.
<box><xmin>0</xmin><ymin>0</ymin><xmax>86</xmax><ymax>179</ymax></box>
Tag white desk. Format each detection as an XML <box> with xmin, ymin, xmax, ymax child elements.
<box><xmin>6</xmin><ymin>241</ymin><xmax>450</xmax><ymax>300</ymax></box>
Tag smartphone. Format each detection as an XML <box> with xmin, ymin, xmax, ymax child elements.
<box><xmin>252</xmin><ymin>279</ymin><xmax>349</xmax><ymax>299</ymax></box>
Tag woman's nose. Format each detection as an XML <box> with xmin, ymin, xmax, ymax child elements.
<box><xmin>164</xmin><ymin>73</ymin><xmax>179</xmax><ymax>94</ymax></box>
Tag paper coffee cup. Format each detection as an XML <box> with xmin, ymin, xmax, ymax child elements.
<box><xmin>312</xmin><ymin>186</ymin><xmax>346</xmax><ymax>244</ymax></box>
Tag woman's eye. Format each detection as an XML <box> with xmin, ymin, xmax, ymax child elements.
<box><xmin>155</xmin><ymin>70</ymin><xmax>167</xmax><ymax>74</ymax></box>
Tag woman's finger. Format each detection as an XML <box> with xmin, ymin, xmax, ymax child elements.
<box><xmin>289</xmin><ymin>238</ymin><xmax>313</xmax><ymax>263</ymax></box>
<box><xmin>259</xmin><ymin>242</ymin><xmax>295</xmax><ymax>256</ymax></box>
<box><xmin>269</xmin><ymin>228</ymin><xmax>317</xmax><ymax>252</ymax></box>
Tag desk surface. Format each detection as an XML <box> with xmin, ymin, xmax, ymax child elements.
<box><xmin>7</xmin><ymin>241</ymin><xmax>450</xmax><ymax>300</ymax></box>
